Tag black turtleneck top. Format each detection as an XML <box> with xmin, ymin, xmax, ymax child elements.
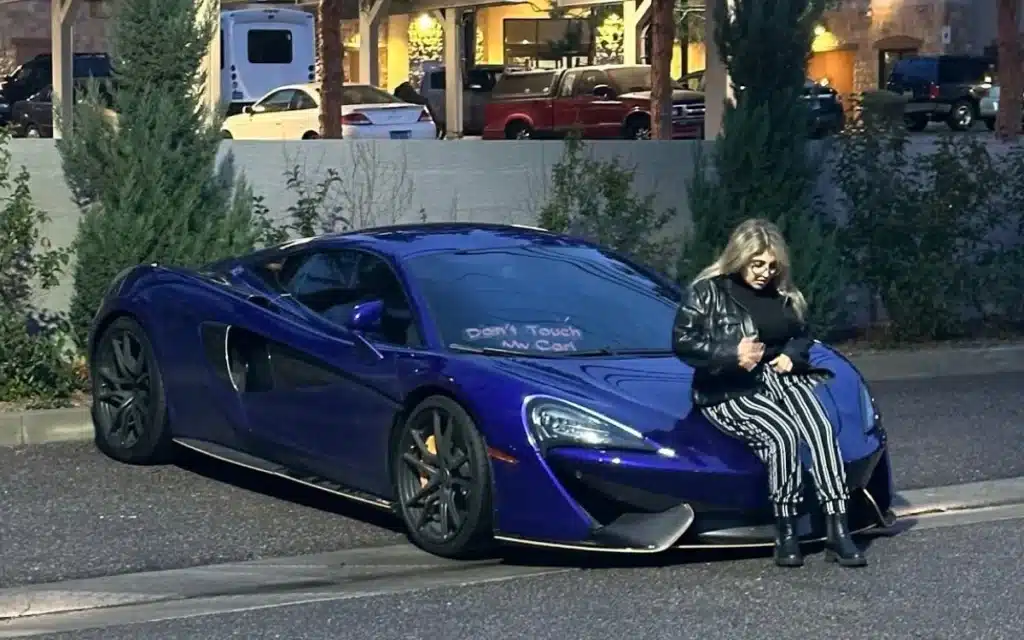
<box><xmin>727</xmin><ymin>273</ymin><xmax>798</xmax><ymax>361</ymax></box>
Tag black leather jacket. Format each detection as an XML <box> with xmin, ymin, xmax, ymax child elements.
<box><xmin>671</xmin><ymin>275</ymin><xmax>827</xmax><ymax>406</ymax></box>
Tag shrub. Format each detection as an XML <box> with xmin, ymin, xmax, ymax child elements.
<box><xmin>0</xmin><ymin>130</ymin><xmax>81</xmax><ymax>406</ymax></box>
<box><xmin>56</xmin><ymin>0</ymin><xmax>274</xmax><ymax>348</ymax></box>
<box><xmin>537</xmin><ymin>136</ymin><xmax>678</xmax><ymax>273</ymax></box>
<box><xmin>832</xmin><ymin>96</ymin><xmax>1024</xmax><ymax>342</ymax></box>
<box><xmin>681</xmin><ymin>0</ymin><xmax>844</xmax><ymax>335</ymax></box>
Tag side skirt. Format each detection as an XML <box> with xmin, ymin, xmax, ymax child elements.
<box><xmin>173</xmin><ymin>437</ymin><xmax>395</xmax><ymax>512</ymax></box>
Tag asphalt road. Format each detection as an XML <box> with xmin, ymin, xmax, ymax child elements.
<box><xmin>17</xmin><ymin>515</ymin><xmax>1024</xmax><ymax>640</ymax></box>
<box><xmin>1</xmin><ymin>372</ymin><xmax>1021</xmax><ymax>590</ymax></box>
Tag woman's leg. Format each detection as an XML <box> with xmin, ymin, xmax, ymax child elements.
<box><xmin>702</xmin><ymin>393</ymin><xmax>807</xmax><ymax>566</ymax></box>
<box><xmin>764</xmin><ymin>369</ymin><xmax>867</xmax><ymax>567</ymax></box>
<box><xmin>763</xmin><ymin>370</ymin><xmax>849</xmax><ymax>514</ymax></box>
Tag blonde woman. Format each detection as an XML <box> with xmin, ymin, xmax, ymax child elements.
<box><xmin>671</xmin><ymin>218</ymin><xmax>866</xmax><ymax>569</ymax></box>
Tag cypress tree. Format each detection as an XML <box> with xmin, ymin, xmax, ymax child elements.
<box><xmin>57</xmin><ymin>0</ymin><xmax>273</xmax><ymax>347</ymax></box>
<box><xmin>681</xmin><ymin>0</ymin><xmax>844</xmax><ymax>334</ymax></box>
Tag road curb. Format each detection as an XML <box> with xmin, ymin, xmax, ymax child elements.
<box><xmin>0</xmin><ymin>407</ymin><xmax>92</xmax><ymax>447</ymax></box>
<box><xmin>839</xmin><ymin>343</ymin><xmax>1024</xmax><ymax>382</ymax></box>
<box><xmin>890</xmin><ymin>477</ymin><xmax>1024</xmax><ymax>517</ymax></box>
<box><xmin>2</xmin><ymin>343</ymin><xmax>1023</xmax><ymax>448</ymax></box>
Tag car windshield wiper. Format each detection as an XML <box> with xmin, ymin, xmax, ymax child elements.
<box><xmin>449</xmin><ymin>343</ymin><xmax>557</xmax><ymax>357</ymax></box>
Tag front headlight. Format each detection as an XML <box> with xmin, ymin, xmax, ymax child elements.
<box><xmin>859</xmin><ymin>384</ymin><xmax>878</xmax><ymax>430</ymax></box>
<box><xmin>522</xmin><ymin>395</ymin><xmax>660</xmax><ymax>453</ymax></box>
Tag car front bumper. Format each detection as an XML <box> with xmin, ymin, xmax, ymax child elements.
<box><xmin>491</xmin><ymin>438</ymin><xmax>894</xmax><ymax>554</ymax></box>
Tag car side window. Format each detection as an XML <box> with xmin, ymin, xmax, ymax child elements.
<box><xmin>573</xmin><ymin>70</ymin><xmax>607</xmax><ymax>97</ymax></box>
<box><xmin>264</xmin><ymin>249</ymin><xmax>422</xmax><ymax>348</ymax></box>
<box><xmin>257</xmin><ymin>89</ymin><xmax>297</xmax><ymax>113</ymax></box>
<box><xmin>291</xmin><ymin>90</ymin><xmax>317</xmax><ymax>110</ymax></box>
<box><xmin>558</xmin><ymin>70</ymin><xmax>580</xmax><ymax>97</ymax></box>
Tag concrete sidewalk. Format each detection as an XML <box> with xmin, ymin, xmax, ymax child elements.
<box><xmin>2</xmin><ymin>342</ymin><xmax>1023</xmax><ymax>448</ymax></box>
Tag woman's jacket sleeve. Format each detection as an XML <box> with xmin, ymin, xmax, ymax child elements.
<box><xmin>671</xmin><ymin>283</ymin><xmax>738</xmax><ymax>373</ymax></box>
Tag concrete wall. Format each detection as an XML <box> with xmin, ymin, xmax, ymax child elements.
<box><xmin>13</xmin><ymin>138</ymin><xmax>710</xmax><ymax>317</ymax></box>
<box><xmin>9</xmin><ymin>135</ymin><xmax>1010</xmax><ymax>331</ymax></box>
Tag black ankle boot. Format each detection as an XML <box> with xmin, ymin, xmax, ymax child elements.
<box><xmin>824</xmin><ymin>512</ymin><xmax>867</xmax><ymax>567</ymax></box>
<box><xmin>774</xmin><ymin>516</ymin><xmax>804</xmax><ymax>567</ymax></box>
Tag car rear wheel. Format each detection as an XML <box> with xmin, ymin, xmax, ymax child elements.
<box><xmin>91</xmin><ymin>315</ymin><xmax>174</xmax><ymax>465</ymax></box>
<box><xmin>391</xmin><ymin>395</ymin><xmax>494</xmax><ymax>559</ymax></box>
<box><xmin>904</xmin><ymin>113</ymin><xmax>928</xmax><ymax>131</ymax></box>
<box><xmin>947</xmin><ymin>99</ymin><xmax>975</xmax><ymax>131</ymax></box>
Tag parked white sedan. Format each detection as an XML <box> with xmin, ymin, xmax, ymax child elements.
<box><xmin>221</xmin><ymin>83</ymin><xmax>436</xmax><ymax>140</ymax></box>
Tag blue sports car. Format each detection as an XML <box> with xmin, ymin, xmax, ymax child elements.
<box><xmin>88</xmin><ymin>223</ymin><xmax>896</xmax><ymax>559</ymax></box>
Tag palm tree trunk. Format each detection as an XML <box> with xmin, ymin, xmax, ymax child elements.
<box><xmin>995</xmin><ymin>0</ymin><xmax>1021</xmax><ymax>141</ymax></box>
<box><xmin>650</xmin><ymin>0</ymin><xmax>675</xmax><ymax>139</ymax></box>
<box><xmin>317</xmin><ymin>0</ymin><xmax>344</xmax><ymax>138</ymax></box>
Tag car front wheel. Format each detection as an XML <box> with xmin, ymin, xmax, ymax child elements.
<box><xmin>90</xmin><ymin>315</ymin><xmax>174</xmax><ymax>464</ymax></box>
<box><xmin>391</xmin><ymin>395</ymin><xmax>495</xmax><ymax>559</ymax></box>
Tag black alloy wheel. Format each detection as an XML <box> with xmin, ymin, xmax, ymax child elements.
<box><xmin>392</xmin><ymin>395</ymin><xmax>494</xmax><ymax>558</ymax></box>
<box><xmin>91</xmin><ymin>316</ymin><xmax>173</xmax><ymax>464</ymax></box>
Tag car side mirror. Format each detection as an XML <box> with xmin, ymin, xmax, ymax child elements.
<box><xmin>346</xmin><ymin>299</ymin><xmax>383</xmax><ymax>333</ymax></box>
<box><xmin>592</xmin><ymin>84</ymin><xmax>615</xmax><ymax>99</ymax></box>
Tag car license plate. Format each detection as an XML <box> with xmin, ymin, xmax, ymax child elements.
<box><xmin>390</xmin><ymin>130</ymin><xmax>411</xmax><ymax>139</ymax></box>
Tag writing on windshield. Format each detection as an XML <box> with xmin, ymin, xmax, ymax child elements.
<box><xmin>462</xmin><ymin>323</ymin><xmax>582</xmax><ymax>352</ymax></box>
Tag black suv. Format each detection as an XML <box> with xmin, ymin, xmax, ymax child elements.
<box><xmin>679</xmin><ymin>70</ymin><xmax>845</xmax><ymax>138</ymax></box>
<box><xmin>0</xmin><ymin>52</ymin><xmax>112</xmax><ymax>126</ymax></box>
<box><xmin>885</xmin><ymin>54</ymin><xmax>995</xmax><ymax>131</ymax></box>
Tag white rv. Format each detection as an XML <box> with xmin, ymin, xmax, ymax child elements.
<box><xmin>220</xmin><ymin>7</ymin><xmax>315</xmax><ymax>115</ymax></box>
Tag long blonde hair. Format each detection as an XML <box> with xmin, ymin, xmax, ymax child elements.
<box><xmin>692</xmin><ymin>218</ymin><xmax>808</xmax><ymax>320</ymax></box>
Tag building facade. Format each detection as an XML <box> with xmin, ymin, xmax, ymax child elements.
<box><xmin>0</xmin><ymin>0</ymin><xmax>1002</xmax><ymax>97</ymax></box>
<box><xmin>0</xmin><ymin>0</ymin><xmax>110</xmax><ymax>74</ymax></box>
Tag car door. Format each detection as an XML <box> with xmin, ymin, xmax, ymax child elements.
<box><xmin>231</xmin><ymin>88</ymin><xmax>296</xmax><ymax>139</ymax></box>
<box><xmin>281</xmin><ymin>88</ymin><xmax>318</xmax><ymax>138</ymax></box>
<box><xmin>554</xmin><ymin>69</ymin><xmax>621</xmax><ymax>138</ymax></box>
<box><xmin>237</xmin><ymin>248</ymin><xmax>421</xmax><ymax>495</ymax></box>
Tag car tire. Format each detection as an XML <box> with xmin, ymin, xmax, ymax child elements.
<box><xmin>90</xmin><ymin>315</ymin><xmax>174</xmax><ymax>465</ymax></box>
<box><xmin>624</xmin><ymin>115</ymin><xmax>652</xmax><ymax>139</ymax></box>
<box><xmin>947</xmin><ymin>99</ymin><xmax>975</xmax><ymax>131</ymax></box>
<box><xmin>24</xmin><ymin>124</ymin><xmax>41</xmax><ymax>138</ymax></box>
<box><xmin>505</xmin><ymin>121</ymin><xmax>532</xmax><ymax>139</ymax></box>
<box><xmin>391</xmin><ymin>395</ymin><xmax>495</xmax><ymax>559</ymax></box>
<box><xmin>904</xmin><ymin>113</ymin><xmax>928</xmax><ymax>132</ymax></box>
<box><xmin>221</xmin><ymin>130</ymin><xmax>233</xmax><ymax>139</ymax></box>
<box><xmin>983</xmin><ymin>117</ymin><xmax>995</xmax><ymax>131</ymax></box>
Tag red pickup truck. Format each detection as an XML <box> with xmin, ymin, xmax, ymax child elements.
<box><xmin>481</xmin><ymin>64</ymin><xmax>705</xmax><ymax>140</ymax></box>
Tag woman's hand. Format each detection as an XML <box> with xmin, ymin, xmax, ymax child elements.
<box><xmin>738</xmin><ymin>336</ymin><xmax>765</xmax><ymax>371</ymax></box>
<box><xmin>769</xmin><ymin>353</ymin><xmax>793</xmax><ymax>373</ymax></box>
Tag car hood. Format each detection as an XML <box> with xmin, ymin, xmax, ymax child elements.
<box><xmin>479</xmin><ymin>353</ymin><xmax>696</xmax><ymax>431</ymax></box>
<box><xmin>473</xmin><ymin>344</ymin><xmax>881</xmax><ymax>462</ymax></box>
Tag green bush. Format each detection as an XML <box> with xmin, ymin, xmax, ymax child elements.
<box><xmin>57</xmin><ymin>0</ymin><xmax>275</xmax><ymax>348</ymax></box>
<box><xmin>537</xmin><ymin>136</ymin><xmax>678</xmax><ymax>273</ymax></box>
<box><xmin>682</xmin><ymin>0</ymin><xmax>844</xmax><ymax>335</ymax></box>
<box><xmin>0</xmin><ymin>130</ymin><xmax>81</xmax><ymax>406</ymax></box>
<box><xmin>832</xmin><ymin>96</ymin><xmax>1024</xmax><ymax>342</ymax></box>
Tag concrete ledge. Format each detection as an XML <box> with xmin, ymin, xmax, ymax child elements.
<box><xmin>2</xmin><ymin>343</ymin><xmax>1023</xmax><ymax>447</ymax></box>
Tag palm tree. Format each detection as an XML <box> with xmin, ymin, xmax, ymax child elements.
<box><xmin>650</xmin><ymin>0</ymin><xmax>676</xmax><ymax>139</ymax></box>
<box><xmin>995</xmin><ymin>0</ymin><xmax>1021</xmax><ymax>140</ymax></box>
<box><xmin>316</xmin><ymin>0</ymin><xmax>344</xmax><ymax>138</ymax></box>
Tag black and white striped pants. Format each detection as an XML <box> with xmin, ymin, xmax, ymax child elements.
<box><xmin>702</xmin><ymin>366</ymin><xmax>849</xmax><ymax>518</ymax></box>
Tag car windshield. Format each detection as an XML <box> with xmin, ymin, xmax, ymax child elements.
<box><xmin>403</xmin><ymin>244</ymin><xmax>681</xmax><ymax>356</ymax></box>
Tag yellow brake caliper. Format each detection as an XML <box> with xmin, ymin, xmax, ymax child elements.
<box><xmin>420</xmin><ymin>435</ymin><xmax>437</xmax><ymax>488</ymax></box>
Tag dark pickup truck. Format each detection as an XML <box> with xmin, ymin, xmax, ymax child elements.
<box><xmin>482</xmin><ymin>64</ymin><xmax>705</xmax><ymax>140</ymax></box>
